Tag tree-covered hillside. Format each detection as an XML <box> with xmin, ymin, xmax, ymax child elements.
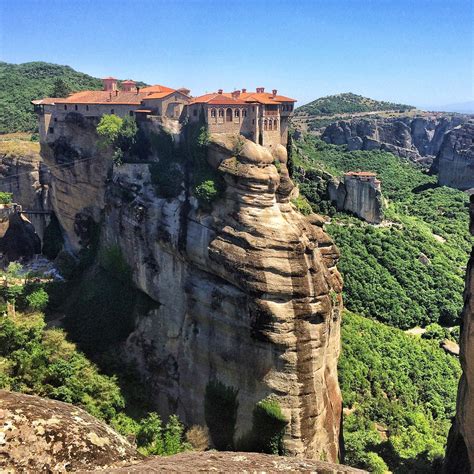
<box><xmin>295</xmin><ymin>92</ymin><xmax>414</xmax><ymax>117</ymax></box>
<box><xmin>292</xmin><ymin>136</ymin><xmax>470</xmax><ymax>328</ymax></box>
<box><xmin>339</xmin><ymin>311</ymin><xmax>461</xmax><ymax>473</ymax></box>
<box><xmin>0</xmin><ymin>62</ymin><xmax>104</xmax><ymax>133</ymax></box>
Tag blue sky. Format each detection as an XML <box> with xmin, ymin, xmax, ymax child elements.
<box><xmin>0</xmin><ymin>0</ymin><xmax>472</xmax><ymax>107</ymax></box>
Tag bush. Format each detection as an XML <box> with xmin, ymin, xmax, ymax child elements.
<box><xmin>0</xmin><ymin>192</ymin><xmax>13</xmax><ymax>204</ymax></box>
<box><xmin>186</xmin><ymin>425</ymin><xmax>209</xmax><ymax>451</ymax></box>
<box><xmin>96</xmin><ymin>114</ymin><xmax>123</xmax><ymax>147</ymax></box>
<box><xmin>25</xmin><ymin>288</ymin><xmax>49</xmax><ymax>311</ymax></box>
<box><xmin>251</xmin><ymin>399</ymin><xmax>287</xmax><ymax>455</ymax></box>
<box><xmin>149</xmin><ymin>162</ymin><xmax>183</xmax><ymax>198</ymax></box>
<box><xmin>422</xmin><ymin>323</ymin><xmax>448</xmax><ymax>341</ymax></box>
<box><xmin>204</xmin><ymin>380</ymin><xmax>239</xmax><ymax>450</ymax></box>
<box><xmin>137</xmin><ymin>412</ymin><xmax>189</xmax><ymax>456</ymax></box>
<box><xmin>291</xmin><ymin>195</ymin><xmax>313</xmax><ymax>216</ymax></box>
<box><xmin>194</xmin><ymin>180</ymin><xmax>219</xmax><ymax>205</ymax></box>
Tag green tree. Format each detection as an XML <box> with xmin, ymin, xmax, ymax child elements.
<box><xmin>96</xmin><ymin>114</ymin><xmax>123</xmax><ymax>147</ymax></box>
<box><xmin>51</xmin><ymin>78</ymin><xmax>72</xmax><ymax>98</ymax></box>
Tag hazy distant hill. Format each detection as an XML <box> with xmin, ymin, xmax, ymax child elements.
<box><xmin>295</xmin><ymin>92</ymin><xmax>415</xmax><ymax>116</ymax></box>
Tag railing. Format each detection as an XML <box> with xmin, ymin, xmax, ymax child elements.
<box><xmin>264</xmin><ymin>110</ymin><xmax>279</xmax><ymax>116</ymax></box>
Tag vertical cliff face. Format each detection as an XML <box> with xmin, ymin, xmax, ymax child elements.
<box><xmin>39</xmin><ymin>123</ymin><xmax>344</xmax><ymax>460</ymax></box>
<box><xmin>0</xmin><ymin>142</ymin><xmax>51</xmax><ymax>240</ymax></box>
<box><xmin>39</xmin><ymin>115</ymin><xmax>112</xmax><ymax>251</ymax></box>
<box><xmin>328</xmin><ymin>174</ymin><xmax>383</xmax><ymax>224</ymax></box>
<box><xmin>444</xmin><ymin>195</ymin><xmax>474</xmax><ymax>472</ymax></box>
<box><xmin>321</xmin><ymin>114</ymin><xmax>467</xmax><ymax>166</ymax></box>
<box><xmin>432</xmin><ymin>121</ymin><xmax>474</xmax><ymax>191</ymax></box>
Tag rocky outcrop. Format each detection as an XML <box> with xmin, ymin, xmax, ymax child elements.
<box><xmin>42</xmin><ymin>120</ymin><xmax>344</xmax><ymax>460</ymax></box>
<box><xmin>0</xmin><ymin>211</ymin><xmax>41</xmax><ymax>262</ymax></box>
<box><xmin>444</xmin><ymin>195</ymin><xmax>474</xmax><ymax>472</ymax></box>
<box><xmin>0</xmin><ymin>390</ymin><xmax>141</xmax><ymax>472</ymax></box>
<box><xmin>328</xmin><ymin>173</ymin><xmax>383</xmax><ymax>224</ymax></box>
<box><xmin>432</xmin><ymin>121</ymin><xmax>474</xmax><ymax>191</ymax></box>
<box><xmin>102</xmin><ymin>135</ymin><xmax>343</xmax><ymax>460</ymax></box>
<box><xmin>40</xmin><ymin>114</ymin><xmax>112</xmax><ymax>252</ymax></box>
<box><xmin>0</xmin><ymin>141</ymin><xmax>51</xmax><ymax>240</ymax></box>
<box><xmin>95</xmin><ymin>451</ymin><xmax>368</xmax><ymax>473</ymax></box>
<box><xmin>321</xmin><ymin>114</ymin><xmax>467</xmax><ymax>166</ymax></box>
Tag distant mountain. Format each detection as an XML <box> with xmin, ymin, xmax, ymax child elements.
<box><xmin>423</xmin><ymin>101</ymin><xmax>474</xmax><ymax>114</ymax></box>
<box><xmin>0</xmin><ymin>62</ymin><xmax>147</xmax><ymax>134</ymax></box>
<box><xmin>295</xmin><ymin>92</ymin><xmax>415</xmax><ymax>117</ymax></box>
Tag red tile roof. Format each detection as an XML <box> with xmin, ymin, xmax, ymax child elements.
<box><xmin>191</xmin><ymin>90</ymin><xmax>296</xmax><ymax>105</ymax></box>
<box><xmin>345</xmin><ymin>171</ymin><xmax>377</xmax><ymax>177</ymax></box>
<box><xmin>33</xmin><ymin>84</ymin><xmax>178</xmax><ymax>105</ymax></box>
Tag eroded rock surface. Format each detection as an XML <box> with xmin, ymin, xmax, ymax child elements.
<box><xmin>0</xmin><ymin>390</ymin><xmax>141</xmax><ymax>473</ymax></box>
<box><xmin>0</xmin><ymin>141</ymin><xmax>51</xmax><ymax>240</ymax></box>
<box><xmin>89</xmin><ymin>451</ymin><xmax>367</xmax><ymax>473</ymax></box>
<box><xmin>444</xmin><ymin>195</ymin><xmax>474</xmax><ymax>472</ymax></box>
<box><xmin>432</xmin><ymin>121</ymin><xmax>474</xmax><ymax>191</ymax></box>
<box><xmin>328</xmin><ymin>173</ymin><xmax>383</xmax><ymax>224</ymax></box>
<box><xmin>321</xmin><ymin>114</ymin><xmax>467</xmax><ymax>166</ymax></box>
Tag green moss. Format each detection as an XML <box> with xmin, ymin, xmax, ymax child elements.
<box><xmin>291</xmin><ymin>195</ymin><xmax>313</xmax><ymax>216</ymax></box>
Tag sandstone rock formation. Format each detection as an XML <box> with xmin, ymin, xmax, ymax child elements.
<box><xmin>0</xmin><ymin>390</ymin><xmax>141</xmax><ymax>473</ymax></box>
<box><xmin>0</xmin><ymin>211</ymin><xmax>41</xmax><ymax>262</ymax></box>
<box><xmin>444</xmin><ymin>195</ymin><xmax>474</xmax><ymax>473</ymax></box>
<box><xmin>321</xmin><ymin>114</ymin><xmax>467</xmax><ymax>166</ymax></box>
<box><xmin>41</xmin><ymin>120</ymin><xmax>344</xmax><ymax>460</ymax></box>
<box><xmin>103</xmin><ymin>135</ymin><xmax>343</xmax><ymax>460</ymax></box>
<box><xmin>0</xmin><ymin>141</ymin><xmax>51</xmax><ymax>240</ymax></box>
<box><xmin>91</xmin><ymin>450</ymin><xmax>367</xmax><ymax>473</ymax></box>
<box><xmin>328</xmin><ymin>173</ymin><xmax>383</xmax><ymax>224</ymax></box>
<box><xmin>432</xmin><ymin>121</ymin><xmax>474</xmax><ymax>191</ymax></box>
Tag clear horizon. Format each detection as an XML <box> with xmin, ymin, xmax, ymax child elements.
<box><xmin>0</xmin><ymin>0</ymin><xmax>472</xmax><ymax>108</ymax></box>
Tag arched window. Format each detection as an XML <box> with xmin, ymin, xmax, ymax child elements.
<box><xmin>226</xmin><ymin>108</ymin><xmax>233</xmax><ymax>122</ymax></box>
<box><xmin>274</xmin><ymin>119</ymin><xmax>278</xmax><ymax>130</ymax></box>
<box><xmin>269</xmin><ymin>120</ymin><xmax>273</xmax><ymax>131</ymax></box>
<box><xmin>242</xmin><ymin>109</ymin><xmax>247</xmax><ymax>117</ymax></box>
<box><xmin>264</xmin><ymin>120</ymin><xmax>267</xmax><ymax>131</ymax></box>
<box><xmin>234</xmin><ymin>109</ymin><xmax>240</xmax><ymax>117</ymax></box>
<box><xmin>211</xmin><ymin>108</ymin><xmax>216</xmax><ymax>117</ymax></box>
<box><xmin>218</xmin><ymin>108</ymin><xmax>224</xmax><ymax>117</ymax></box>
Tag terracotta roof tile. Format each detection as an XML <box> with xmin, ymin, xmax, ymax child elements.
<box><xmin>191</xmin><ymin>93</ymin><xmax>246</xmax><ymax>105</ymax></box>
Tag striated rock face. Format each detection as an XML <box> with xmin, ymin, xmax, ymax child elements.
<box><xmin>444</xmin><ymin>195</ymin><xmax>474</xmax><ymax>472</ymax></box>
<box><xmin>432</xmin><ymin>121</ymin><xmax>474</xmax><ymax>191</ymax></box>
<box><xmin>321</xmin><ymin>114</ymin><xmax>467</xmax><ymax>166</ymax></box>
<box><xmin>0</xmin><ymin>390</ymin><xmax>141</xmax><ymax>473</ymax></box>
<box><xmin>0</xmin><ymin>142</ymin><xmax>51</xmax><ymax>240</ymax></box>
<box><xmin>39</xmin><ymin>114</ymin><xmax>112</xmax><ymax>252</ymax></box>
<box><xmin>328</xmin><ymin>175</ymin><xmax>383</xmax><ymax>224</ymax></box>
<box><xmin>102</xmin><ymin>135</ymin><xmax>343</xmax><ymax>460</ymax></box>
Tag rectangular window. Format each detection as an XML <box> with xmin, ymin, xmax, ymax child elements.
<box><xmin>49</xmin><ymin>127</ymin><xmax>54</xmax><ymax>134</ymax></box>
<box><xmin>54</xmin><ymin>117</ymin><xmax>57</xmax><ymax>122</ymax></box>
<box><xmin>193</xmin><ymin>109</ymin><xmax>198</xmax><ymax>116</ymax></box>
<box><xmin>111</xmin><ymin>109</ymin><xmax>115</xmax><ymax>114</ymax></box>
<box><xmin>252</xmin><ymin>119</ymin><xmax>255</xmax><ymax>124</ymax></box>
<box><xmin>129</xmin><ymin>111</ymin><xmax>134</xmax><ymax>116</ymax></box>
<box><xmin>86</xmin><ymin>105</ymin><xmax>89</xmax><ymax>111</ymax></box>
<box><xmin>74</xmin><ymin>105</ymin><xmax>78</xmax><ymax>111</ymax></box>
<box><xmin>64</xmin><ymin>105</ymin><xmax>67</xmax><ymax>110</ymax></box>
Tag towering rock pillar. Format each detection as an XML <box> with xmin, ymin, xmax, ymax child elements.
<box><xmin>444</xmin><ymin>194</ymin><xmax>474</xmax><ymax>472</ymax></box>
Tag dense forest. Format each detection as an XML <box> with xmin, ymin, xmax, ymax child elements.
<box><xmin>339</xmin><ymin>311</ymin><xmax>460</xmax><ymax>473</ymax></box>
<box><xmin>292</xmin><ymin>136</ymin><xmax>470</xmax><ymax>328</ymax></box>
<box><xmin>294</xmin><ymin>92</ymin><xmax>414</xmax><ymax>117</ymax></box>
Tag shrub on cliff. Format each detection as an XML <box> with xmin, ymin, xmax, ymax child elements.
<box><xmin>97</xmin><ymin>114</ymin><xmax>123</xmax><ymax>147</ymax></box>
<box><xmin>204</xmin><ymin>380</ymin><xmax>239</xmax><ymax>450</ymax></box>
<box><xmin>0</xmin><ymin>192</ymin><xmax>12</xmax><ymax>204</ymax></box>
<box><xmin>251</xmin><ymin>399</ymin><xmax>287</xmax><ymax>455</ymax></box>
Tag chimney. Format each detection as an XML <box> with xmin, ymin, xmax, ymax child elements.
<box><xmin>218</xmin><ymin>89</ymin><xmax>223</xmax><ymax>94</ymax></box>
<box><xmin>122</xmin><ymin>80</ymin><xmax>136</xmax><ymax>92</ymax></box>
<box><xmin>102</xmin><ymin>77</ymin><xmax>118</xmax><ymax>92</ymax></box>
<box><xmin>242</xmin><ymin>88</ymin><xmax>247</xmax><ymax>93</ymax></box>
<box><xmin>231</xmin><ymin>90</ymin><xmax>241</xmax><ymax>99</ymax></box>
<box><xmin>115</xmin><ymin>90</ymin><xmax>119</xmax><ymax>96</ymax></box>
<box><xmin>272</xmin><ymin>89</ymin><xmax>277</xmax><ymax>97</ymax></box>
<box><xmin>136</xmin><ymin>86</ymin><xmax>140</xmax><ymax>95</ymax></box>
<box><xmin>256</xmin><ymin>87</ymin><xmax>265</xmax><ymax>93</ymax></box>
